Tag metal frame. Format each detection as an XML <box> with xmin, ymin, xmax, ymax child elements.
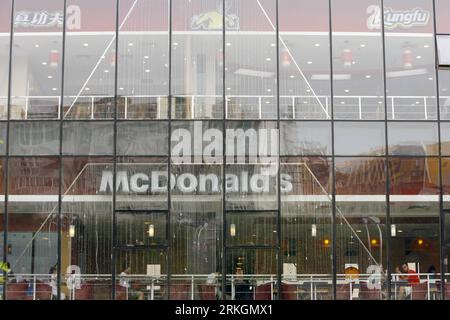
<box><xmin>1</xmin><ymin>0</ymin><xmax>449</xmax><ymax>301</ymax></box>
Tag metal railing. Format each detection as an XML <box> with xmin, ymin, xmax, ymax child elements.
<box><xmin>1</xmin><ymin>272</ymin><xmax>446</xmax><ymax>300</ymax></box>
<box><xmin>1</xmin><ymin>94</ymin><xmax>448</xmax><ymax>120</ymax></box>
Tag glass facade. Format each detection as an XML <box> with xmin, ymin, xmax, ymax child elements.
<box><xmin>0</xmin><ymin>0</ymin><xmax>450</xmax><ymax>300</ymax></box>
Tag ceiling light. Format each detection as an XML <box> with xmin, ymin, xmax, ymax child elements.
<box><xmin>265</xmin><ymin>101</ymin><xmax>270</xmax><ymax>104</ymax></box>
<box><xmin>360</xmin><ymin>44</ymin><xmax>366</xmax><ymax>48</ymax></box>
<box><xmin>47</xmin><ymin>75</ymin><xmax>53</xmax><ymax>79</ymax></box>
<box><xmin>424</xmin><ymin>44</ymin><xmax>430</xmax><ymax>48</ymax></box>
<box><xmin>266</xmin><ymin>57</ymin><xmax>271</xmax><ymax>61</ymax></box>
<box><xmin>270</xmin><ymin>43</ymin><xmax>276</xmax><ymax>47</ymax></box>
<box><xmin>145</xmin><ymin>69</ymin><xmax>150</xmax><ymax>73</ymax></box>
<box><xmin>173</xmin><ymin>42</ymin><xmax>178</xmax><ymax>46</ymax></box>
<box><xmin>428</xmin><ymin>77</ymin><xmax>433</xmax><ymax>81</ymax></box>
<box><xmin>128</xmin><ymin>42</ymin><xmax>134</xmax><ymax>47</ymax></box>
<box><xmin>144</xmin><ymin>55</ymin><xmax>149</xmax><ymax>59</ymax></box>
<box><xmin>85</xmin><ymin>87</ymin><xmax>90</xmax><ymax>91</ymax></box>
<box><xmin>69</xmin><ymin>225</ymin><xmax>75</xmax><ymax>238</ymax></box>
<box><xmin>230</xmin><ymin>224</ymin><xmax>236</xmax><ymax>237</ymax></box>
<box><xmin>34</xmin><ymin>44</ymin><xmax>40</xmax><ymax>48</ymax></box>
<box><xmin>147</xmin><ymin>224</ymin><xmax>155</xmax><ymax>238</ymax></box>
<box><xmin>83</xmin><ymin>43</ymin><xmax>89</xmax><ymax>47</ymax></box>
<box><xmin>289</xmin><ymin>75</ymin><xmax>295</xmax><ymax>79</ymax></box>
<box><xmin>365</xmin><ymin>75</ymin><xmax>371</xmax><ymax>79</ymax></box>
<box><xmin>52</xmin><ymin>88</ymin><xmax>57</xmax><ymax>91</ymax></box>
<box><xmin>226</xmin><ymin>42</ymin><xmax>231</xmax><ymax>46</ymax></box>
<box><xmin>119</xmin><ymin>87</ymin><xmax>124</xmax><ymax>90</ymax></box>
<box><xmin>344</xmin><ymin>89</ymin><xmax>349</xmax><ymax>93</ymax></box>
<box><xmin>226</xmin><ymin>87</ymin><xmax>231</xmax><ymax>91</ymax></box>
<box><xmin>416</xmin><ymin>55</ymin><xmax>422</xmax><ymax>59</ymax></box>
<box><xmin>307</xmin><ymin>61</ymin><xmax>312</xmax><ymax>65</ymax></box>
<box><xmin>104</xmin><ymin>70</ymin><xmax>109</xmax><ymax>73</ymax></box>
<box><xmin>306</xmin><ymin>89</ymin><xmax>311</xmax><ymax>93</ymax></box>
<box><xmin>267</xmin><ymin>89</ymin><xmax>271</xmax><ymax>92</ymax></box>
<box><xmin>42</xmin><ymin>62</ymin><xmax>47</xmax><ymax>66</ymax></box>
<box><xmin>311</xmin><ymin>224</ymin><xmax>317</xmax><ymax>237</ymax></box>
<box><xmin>391</xmin><ymin>224</ymin><xmax>396</xmax><ymax>237</ymax></box>
<box><xmin>314</xmin><ymin>43</ymin><xmax>320</xmax><ymax>47</ymax></box>
<box><xmin>340</xmin><ymin>101</ymin><xmax>345</xmax><ymax>104</ymax></box>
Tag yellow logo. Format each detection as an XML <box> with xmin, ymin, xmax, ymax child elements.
<box><xmin>190</xmin><ymin>2</ymin><xmax>239</xmax><ymax>30</ymax></box>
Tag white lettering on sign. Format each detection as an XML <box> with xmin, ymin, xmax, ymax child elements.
<box><xmin>14</xmin><ymin>5</ymin><xmax>81</xmax><ymax>30</ymax></box>
<box><xmin>367</xmin><ymin>5</ymin><xmax>430</xmax><ymax>30</ymax></box>
<box><xmin>98</xmin><ymin>170</ymin><xmax>293</xmax><ymax>195</ymax></box>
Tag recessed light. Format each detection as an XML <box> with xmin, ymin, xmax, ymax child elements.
<box><xmin>128</xmin><ymin>43</ymin><xmax>134</xmax><ymax>47</ymax></box>
<box><xmin>314</xmin><ymin>43</ymin><xmax>320</xmax><ymax>47</ymax></box>
<box><xmin>226</xmin><ymin>87</ymin><xmax>231</xmax><ymax>90</ymax></box>
<box><xmin>173</xmin><ymin>42</ymin><xmax>178</xmax><ymax>46</ymax></box>
<box><xmin>85</xmin><ymin>87</ymin><xmax>90</xmax><ymax>91</ymax></box>
<box><xmin>104</xmin><ymin>70</ymin><xmax>109</xmax><ymax>73</ymax></box>
<box><xmin>378</xmin><ymin>101</ymin><xmax>383</xmax><ymax>104</ymax></box>
<box><xmin>267</xmin><ymin>89</ymin><xmax>272</xmax><ymax>92</ymax></box>
<box><xmin>145</xmin><ymin>69</ymin><xmax>150</xmax><ymax>73</ymax></box>
<box><xmin>42</xmin><ymin>62</ymin><xmax>47</xmax><ymax>65</ymax></box>
<box><xmin>398</xmin><ymin>230</ymin><xmax>403</xmax><ymax>233</ymax></box>
<box><xmin>52</xmin><ymin>88</ymin><xmax>57</xmax><ymax>91</ymax></box>
<box><xmin>424</xmin><ymin>44</ymin><xmax>430</xmax><ymax>48</ymax></box>
<box><xmin>307</xmin><ymin>61</ymin><xmax>312</xmax><ymax>64</ymax></box>
<box><xmin>47</xmin><ymin>75</ymin><xmax>53</xmax><ymax>79</ymax></box>
<box><xmin>344</xmin><ymin>89</ymin><xmax>349</xmax><ymax>93</ymax></box>
<box><xmin>270</xmin><ymin>43</ymin><xmax>276</xmax><ymax>47</ymax></box>
<box><xmin>428</xmin><ymin>77</ymin><xmax>433</xmax><ymax>81</ymax></box>
<box><xmin>365</xmin><ymin>75</ymin><xmax>371</xmax><ymax>79</ymax></box>
<box><xmin>416</xmin><ymin>55</ymin><xmax>422</xmax><ymax>59</ymax></box>
<box><xmin>226</xmin><ymin>42</ymin><xmax>231</xmax><ymax>46</ymax></box>
<box><xmin>289</xmin><ymin>75</ymin><xmax>295</xmax><ymax>79</ymax></box>
<box><xmin>266</xmin><ymin>57</ymin><xmax>271</xmax><ymax>61</ymax></box>
<box><xmin>144</xmin><ymin>55</ymin><xmax>149</xmax><ymax>59</ymax></box>
<box><xmin>34</xmin><ymin>44</ymin><xmax>40</xmax><ymax>48</ymax></box>
<box><xmin>265</xmin><ymin>101</ymin><xmax>271</xmax><ymax>104</ymax></box>
<box><xmin>306</xmin><ymin>89</ymin><xmax>311</xmax><ymax>93</ymax></box>
<box><xmin>119</xmin><ymin>87</ymin><xmax>124</xmax><ymax>90</ymax></box>
<box><xmin>340</xmin><ymin>101</ymin><xmax>345</xmax><ymax>104</ymax></box>
<box><xmin>83</xmin><ymin>43</ymin><xmax>89</xmax><ymax>47</ymax></box>
<box><xmin>356</xmin><ymin>230</ymin><xmax>362</xmax><ymax>233</ymax></box>
<box><xmin>360</xmin><ymin>44</ymin><xmax>366</xmax><ymax>48</ymax></box>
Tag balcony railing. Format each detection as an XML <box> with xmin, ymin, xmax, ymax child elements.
<box><xmin>1</xmin><ymin>94</ymin><xmax>448</xmax><ymax>120</ymax></box>
<box><xmin>0</xmin><ymin>273</ymin><xmax>447</xmax><ymax>300</ymax></box>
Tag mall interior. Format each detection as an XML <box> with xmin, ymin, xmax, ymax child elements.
<box><xmin>1</xmin><ymin>0</ymin><xmax>450</xmax><ymax>300</ymax></box>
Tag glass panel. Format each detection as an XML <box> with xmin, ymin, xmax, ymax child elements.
<box><xmin>436</xmin><ymin>0</ymin><xmax>450</xmax><ymax>33</ymax></box>
<box><xmin>118</xmin><ymin>0</ymin><xmax>169</xmax><ymax>120</ymax></box>
<box><xmin>227</xmin><ymin>211</ymin><xmax>276</xmax><ymax>246</ymax></box>
<box><xmin>335</xmin><ymin>157</ymin><xmax>387</xmax><ymax>300</ymax></box>
<box><xmin>115</xmin><ymin>249</ymin><xmax>167</xmax><ymax>300</ymax></box>
<box><xmin>115</xmin><ymin>157</ymin><xmax>168</xmax><ymax>211</ymax></box>
<box><xmin>63</xmin><ymin>0</ymin><xmax>116</xmax><ymax>120</ymax></box>
<box><xmin>0</xmin><ymin>0</ymin><xmax>11</xmax><ymax>120</ymax></box>
<box><xmin>388</xmin><ymin>122</ymin><xmax>439</xmax><ymax>156</ymax></box>
<box><xmin>437</xmin><ymin>35</ymin><xmax>450</xmax><ymax>66</ymax></box>
<box><xmin>10</xmin><ymin>121</ymin><xmax>59</xmax><ymax>156</ymax></box>
<box><xmin>332</xmin><ymin>0</ymin><xmax>385</xmax><ymax>120</ymax></box>
<box><xmin>225</xmin><ymin>249</ymin><xmax>277</xmax><ymax>300</ymax></box>
<box><xmin>440</xmin><ymin>70</ymin><xmax>450</xmax><ymax>119</ymax></box>
<box><xmin>170</xmin><ymin>120</ymin><xmax>223</xmax><ymax>299</ymax></box>
<box><xmin>225</xmin><ymin>0</ymin><xmax>277</xmax><ymax>120</ymax></box>
<box><xmin>280</xmin><ymin>122</ymin><xmax>331</xmax><ymax>156</ymax></box>
<box><xmin>63</xmin><ymin>121</ymin><xmax>113</xmax><ymax>156</ymax></box>
<box><xmin>172</xmin><ymin>0</ymin><xmax>223</xmax><ymax>119</ymax></box>
<box><xmin>281</xmin><ymin>157</ymin><xmax>333</xmax><ymax>300</ymax></box>
<box><xmin>61</xmin><ymin>157</ymin><xmax>113</xmax><ymax>300</ymax></box>
<box><xmin>279</xmin><ymin>0</ymin><xmax>331</xmax><ymax>120</ymax></box>
<box><xmin>116</xmin><ymin>211</ymin><xmax>167</xmax><ymax>247</ymax></box>
<box><xmin>334</xmin><ymin>122</ymin><xmax>385</xmax><ymax>156</ymax></box>
<box><xmin>384</xmin><ymin>0</ymin><xmax>437</xmax><ymax>121</ymax></box>
<box><xmin>117</xmin><ymin>121</ymin><xmax>168</xmax><ymax>156</ymax></box>
<box><xmin>10</xmin><ymin>0</ymin><xmax>64</xmax><ymax>120</ymax></box>
<box><xmin>7</xmin><ymin>157</ymin><xmax>59</xmax><ymax>300</ymax></box>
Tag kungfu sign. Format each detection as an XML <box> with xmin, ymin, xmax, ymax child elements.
<box><xmin>99</xmin><ymin>122</ymin><xmax>293</xmax><ymax>195</ymax></box>
<box><xmin>367</xmin><ymin>5</ymin><xmax>430</xmax><ymax>30</ymax></box>
<box><xmin>14</xmin><ymin>5</ymin><xmax>81</xmax><ymax>29</ymax></box>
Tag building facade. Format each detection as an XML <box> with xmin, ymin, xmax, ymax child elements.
<box><xmin>1</xmin><ymin>0</ymin><xmax>450</xmax><ymax>300</ymax></box>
